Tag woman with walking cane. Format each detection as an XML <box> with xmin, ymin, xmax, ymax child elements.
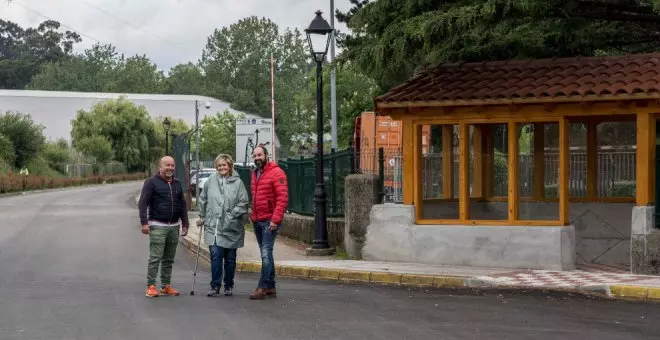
<box><xmin>197</xmin><ymin>154</ymin><xmax>249</xmax><ymax>297</ymax></box>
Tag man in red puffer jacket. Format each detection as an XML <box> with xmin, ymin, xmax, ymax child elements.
<box><xmin>248</xmin><ymin>145</ymin><xmax>288</xmax><ymax>300</ymax></box>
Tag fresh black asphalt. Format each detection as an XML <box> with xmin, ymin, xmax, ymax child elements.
<box><xmin>0</xmin><ymin>182</ymin><xmax>658</xmax><ymax>340</ymax></box>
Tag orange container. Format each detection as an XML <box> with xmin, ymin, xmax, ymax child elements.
<box><xmin>356</xmin><ymin>112</ymin><xmax>430</xmax><ymax>188</ymax></box>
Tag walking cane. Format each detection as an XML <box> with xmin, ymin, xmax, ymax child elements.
<box><xmin>190</xmin><ymin>220</ymin><xmax>204</xmax><ymax>296</ymax></box>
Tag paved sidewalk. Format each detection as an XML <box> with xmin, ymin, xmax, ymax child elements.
<box><xmin>183</xmin><ymin>218</ymin><xmax>334</xmax><ymax>262</ymax></box>
<box><xmin>178</xmin><ymin>217</ymin><xmax>660</xmax><ymax>302</ymax></box>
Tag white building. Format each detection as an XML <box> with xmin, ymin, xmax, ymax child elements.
<box><xmin>0</xmin><ymin>90</ymin><xmax>280</xmax><ymax>149</ymax></box>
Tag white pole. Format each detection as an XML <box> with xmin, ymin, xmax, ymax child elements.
<box><xmin>271</xmin><ymin>53</ymin><xmax>277</xmax><ymax>161</ymax></box>
<box><xmin>330</xmin><ymin>0</ymin><xmax>338</xmax><ymax>151</ymax></box>
<box><xmin>195</xmin><ymin>100</ymin><xmax>200</xmax><ymax>200</ymax></box>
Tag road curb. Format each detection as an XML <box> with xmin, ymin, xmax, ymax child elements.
<box><xmin>178</xmin><ymin>236</ymin><xmax>470</xmax><ymax>289</ymax></box>
<box><xmin>179</xmin><ymin>233</ymin><xmax>209</xmax><ymax>258</ymax></box>
<box><xmin>233</xmin><ymin>261</ymin><xmax>469</xmax><ymax>288</ymax></box>
<box><xmin>178</xmin><ymin>237</ymin><xmax>660</xmax><ymax>302</ymax></box>
<box><xmin>609</xmin><ymin>285</ymin><xmax>660</xmax><ymax>301</ymax></box>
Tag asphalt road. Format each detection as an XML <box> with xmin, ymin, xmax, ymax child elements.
<box><xmin>0</xmin><ymin>182</ymin><xmax>659</xmax><ymax>340</ymax></box>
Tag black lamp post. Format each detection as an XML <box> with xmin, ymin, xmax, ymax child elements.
<box><xmin>163</xmin><ymin>117</ymin><xmax>171</xmax><ymax>155</ymax></box>
<box><xmin>305</xmin><ymin>10</ymin><xmax>333</xmax><ymax>251</ymax></box>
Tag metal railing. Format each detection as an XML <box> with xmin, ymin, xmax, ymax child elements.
<box><xmin>64</xmin><ymin>162</ymin><xmax>127</xmax><ymax>177</ymax></box>
<box><xmin>359</xmin><ymin>148</ymin><xmax>403</xmax><ymax>203</ymax></box>
<box><xmin>235</xmin><ymin>148</ymin><xmax>358</xmax><ymax>217</ymax></box>
<box><xmin>228</xmin><ymin>146</ymin><xmax>636</xmax><ymax>218</ymax></box>
<box><xmin>419</xmin><ymin>148</ymin><xmax>636</xmax><ymax>199</ymax></box>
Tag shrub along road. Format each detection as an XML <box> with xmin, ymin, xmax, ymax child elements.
<box><xmin>0</xmin><ymin>182</ymin><xmax>658</xmax><ymax>340</ymax></box>
<box><xmin>0</xmin><ymin>172</ymin><xmax>147</xmax><ymax>194</ymax></box>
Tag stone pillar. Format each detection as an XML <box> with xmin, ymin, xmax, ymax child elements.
<box><xmin>344</xmin><ymin>174</ymin><xmax>379</xmax><ymax>259</ymax></box>
<box><xmin>631</xmin><ymin>206</ymin><xmax>660</xmax><ymax>274</ymax></box>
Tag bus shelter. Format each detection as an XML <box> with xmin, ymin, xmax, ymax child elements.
<box><xmin>364</xmin><ymin>53</ymin><xmax>660</xmax><ymax>271</ymax></box>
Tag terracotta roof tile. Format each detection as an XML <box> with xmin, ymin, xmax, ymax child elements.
<box><xmin>375</xmin><ymin>53</ymin><xmax>660</xmax><ymax>107</ymax></box>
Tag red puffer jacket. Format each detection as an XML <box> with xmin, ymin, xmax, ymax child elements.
<box><xmin>250</xmin><ymin>161</ymin><xmax>289</xmax><ymax>224</ymax></box>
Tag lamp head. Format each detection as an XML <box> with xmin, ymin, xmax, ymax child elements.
<box><xmin>305</xmin><ymin>10</ymin><xmax>333</xmax><ymax>63</ymax></box>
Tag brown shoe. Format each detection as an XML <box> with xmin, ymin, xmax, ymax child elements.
<box><xmin>265</xmin><ymin>288</ymin><xmax>277</xmax><ymax>297</ymax></box>
<box><xmin>249</xmin><ymin>288</ymin><xmax>268</xmax><ymax>300</ymax></box>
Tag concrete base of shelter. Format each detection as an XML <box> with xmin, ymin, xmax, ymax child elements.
<box><xmin>631</xmin><ymin>206</ymin><xmax>660</xmax><ymax>275</ymax></box>
<box><xmin>362</xmin><ymin>204</ymin><xmax>576</xmax><ymax>271</ymax></box>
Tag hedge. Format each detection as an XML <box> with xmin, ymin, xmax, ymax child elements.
<box><xmin>539</xmin><ymin>181</ymin><xmax>635</xmax><ymax>199</ymax></box>
<box><xmin>0</xmin><ymin>172</ymin><xmax>149</xmax><ymax>194</ymax></box>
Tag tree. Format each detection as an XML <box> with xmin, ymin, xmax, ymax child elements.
<box><xmin>270</xmin><ymin>28</ymin><xmax>315</xmax><ymax>155</ymax></box>
<box><xmin>337</xmin><ymin>0</ymin><xmax>660</xmax><ymax>90</ymax></box>
<box><xmin>28</xmin><ymin>55</ymin><xmax>90</xmax><ymax>91</ymax></box>
<box><xmin>200</xmin><ymin>17</ymin><xmax>313</xmax><ymax>153</ymax></box>
<box><xmin>199</xmin><ymin>110</ymin><xmax>245</xmax><ymax>160</ymax></box>
<box><xmin>0</xmin><ymin>133</ymin><xmax>15</xmax><ymax>166</ymax></box>
<box><xmin>299</xmin><ymin>62</ymin><xmax>380</xmax><ymax>149</ymax></box>
<box><xmin>151</xmin><ymin>116</ymin><xmax>192</xmax><ymax>156</ymax></box>
<box><xmin>28</xmin><ymin>44</ymin><xmax>119</xmax><ymax>92</ymax></box>
<box><xmin>0</xmin><ymin>19</ymin><xmax>81</xmax><ymax>89</ymax></box>
<box><xmin>163</xmin><ymin>63</ymin><xmax>206</xmax><ymax>95</ymax></box>
<box><xmin>71</xmin><ymin>97</ymin><xmax>157</xmax><ymax>171</ymax></box>
<box><xmin>29</xmin><ymin>44</ymin><xmax>165</xmax><ymax>93</ymax></box>
<box><xmin>103</xmin><ymin>55</ymin><xmax>165</xmax><ymax>93</ymax></box>
<box><xmin>0</xmin><ymin>112</ymin><xmax>46</xmax><ymax>168</ymax></box>
<box><xmin>76</xmin><ymin>136</ymin><xmax>114</xmax><ymax>165</ymax></box>
<box><xmin>39</xmin><ymin>140</ymin><xmax>71</xmax><ymax>174</ymax></box>
<box><xmin>201</xmin><ymin>17</ymin><xmax>280</xmax><ymax>114</ymax></box>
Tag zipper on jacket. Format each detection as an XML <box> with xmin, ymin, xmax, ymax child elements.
<box><xmin>168</xmin><ymin>181</ymin><xmax>173</xmax><ymax>224</ymax></box>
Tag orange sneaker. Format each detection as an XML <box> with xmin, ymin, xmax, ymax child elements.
<box><xmin>160</xmin><ymin>284</ymin><xmax>180</xmax><ymax>296</ymax></box>
<box><xmin>145</xmin><ymin>285</ymin><xmax>159</xmax><ymax>298</ymax></box>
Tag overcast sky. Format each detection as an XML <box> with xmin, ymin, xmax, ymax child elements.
<box><xmin>1</xmin><ymin>0</ymin><xmax>352</xmax><ymax>72</ymax></box>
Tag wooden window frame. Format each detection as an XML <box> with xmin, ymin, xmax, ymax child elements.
<box><xmin>413</xmin><ymin>117</ymin><xmax>569</xmax><ymax>226</ymax></box>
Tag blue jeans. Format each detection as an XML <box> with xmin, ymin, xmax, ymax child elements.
<box><xmin>254</xmin><ymin>221</ymin><xmax>278</xmax><ymax>289</ymax></box>
<box><xmin>209</xmin><ymin>245</ymin><xmax>237</xmax><ymax>289</ymax></box>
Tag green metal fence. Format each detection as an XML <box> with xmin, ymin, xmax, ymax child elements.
<box><xmin>235</xmin><ymin>165</ymin><xmax>253</xmax><ymax>203</ymax></box>
<box><xmin>235</xmin><ymin>148</ymin><xmax>358</xmax><ymax>217</ymax></box>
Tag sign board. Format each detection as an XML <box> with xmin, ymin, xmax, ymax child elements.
<box><xmin>235</xmin><ymin>118</ymin><xmax>274</xmax><ymax>166</ymax></box>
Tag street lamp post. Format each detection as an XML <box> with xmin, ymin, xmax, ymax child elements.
<box><xmin>305</xmin><ymin>10</ymin><xmax>334</xmax><ymax>252</ymax></box>
<box><xmin>163</xmin><ymin>117</ymin><xmax>171</xmax><ymax>155</ymax></box>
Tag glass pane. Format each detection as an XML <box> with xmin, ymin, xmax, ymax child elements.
<box><xmin>518</xmin><ymin>123</ymin><xmax>560</xmax><ymax>221</ymax></box>
<box><xmin>421</xmin><ymin>124</ymin><xmax>459</xmax><ymax>220</ymax></box>
<box><xmin>569</xmin><ymin>123</ymin><xmax>587</xmax><ymax>198</ymax></box>
<box><xmin>491</xmin><ymin>124</ymin><xmax>509</xmax><ymax>197</ymax></box>
<box><xmin>597</xmin><ymin>121</ymin><xmax>636</xmax><ymax>198</ymax></box>
<box><xmin>468</xmin><ymin>123</ymin><xmax>508</xmax><ymax>221</ymax></box>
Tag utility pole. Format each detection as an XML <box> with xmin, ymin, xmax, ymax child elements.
<box><xmin>271</xmin><ymin>53</ymin><xmax>277</xmax><ymax>160</ymax></box>
<box><xmin>330</xmin><ymin>0</ymin><xmax>338</xmax><ymax>151</ymax></box>
<box><xmin>194</xmin><ymin>100</ymin><xmax>200</xmax><ymax>200</ymax></box>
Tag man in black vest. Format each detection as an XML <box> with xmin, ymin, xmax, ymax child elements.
<box><xmin>138</xmin><ymin>156</ymin><xmax>189</xmax><ymax>297</ymax></box>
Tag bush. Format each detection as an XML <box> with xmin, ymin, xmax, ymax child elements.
<box><xmin>0</xmin><ymin>157</ymin><xmax>11</xmax><ymax>175</ymax></box>
<box><xmin>0</xmin><ymin>112</ymin><xmax>46</xmax><ymax>168</ymax></box>
<box><xmin>539</xmin><ymin>181</ymin><xmax>635</xmax><ymax>198</ymax></box>
<box><xmin>40</xmin><ymin>142</ymin><xmax>70</xmax><ymax>174</ymax></box>
<box><xmin>610</xmin><ymin>181</ymin><xmax>636</xmax><ymax>197</ymax></box>
<box><xmin>544</xmin><ymin>184</ymin><xmax>558</xmax><ymax>198</ymax></box>
<box><xmin>26</xmin><ymin>156</ymin><xmax>63</xmax><ymax>178</ymax></box>
<box><xmin>493</xmin><ymin>152</ymin><xmax>508</xmax><ymax>195</ymax></box>
<box><xmin>0</xmin><ymin>134</ymin><xmax>15</xmax><ymax>166</ymax></box>
<box><xmin>0</xmin><ymin>172</ymin><xmax>149</xmax><ymax>194</ymax></box>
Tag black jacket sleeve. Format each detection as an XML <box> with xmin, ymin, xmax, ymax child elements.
<box><xmin>138</xmin><ymin>178</ymin><xmax>154</xmax><ymax>226</ymax></box>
